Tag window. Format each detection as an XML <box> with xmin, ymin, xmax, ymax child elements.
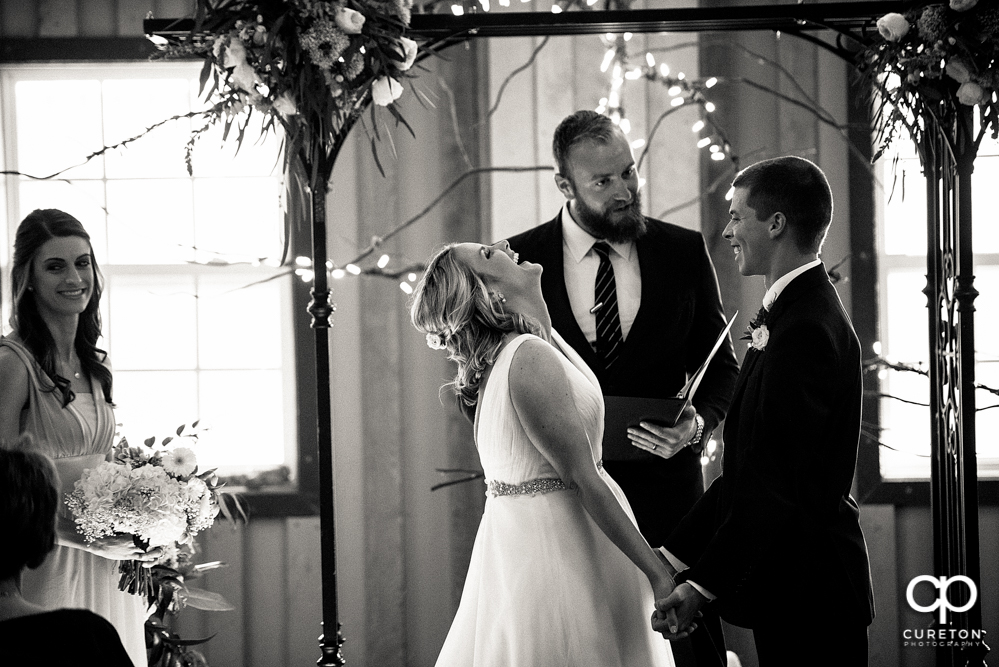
<box><xmin>875</xmin><ymin>132</ymin><xmax>999</xmax><ymax>480</ymax></box>
<box><xmin>1</xmin><ymin>62</ymin><xmax>298</xmax><ymax>480</ymax></box>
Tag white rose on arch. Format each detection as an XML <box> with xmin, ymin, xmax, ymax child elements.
<box><xmin>876</xmin><ymin>13</ymin><xmax>910</xmax><ymax>42</ymax></box>
<box><xmin>335</xmin><ymin>7</ymin><xmax>366</xmax><ymax>34</ymax></box>
<box><xmin>950</xmin><ymin>0</ymin><xmax>979</xmax><ymax>11</ymax></box>
<box><xmin>394</xmin><ymin>37</ymin><xmax>419</xmax><ymax>72</ymax></box>
<box><xmin>372</xmin><ymin>75</ymin><xmax>404</xmax><ymax>106</ymax></box>
<box><xmin>957</xmin><ymin>81</ymin><xmax>989</xmax><ymax>106</ymax></box>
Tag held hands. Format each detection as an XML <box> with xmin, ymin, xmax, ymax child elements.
<box><xmin>628</xmin><ymin>404</ymin><xmax>697</xmax><ymax>460</ymax></box>
<box><xmin>86</xmin><ymin>534</ymin><xmax>163</xmax><ymax>564</ymax></box>
<box><xmin>652</xmin><ymin>582</ymin><xmax>707</xmax><ymax>640</ymax></box>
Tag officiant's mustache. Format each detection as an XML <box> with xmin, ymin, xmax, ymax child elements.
<box><xmin>577</xmin><ymin>190</ymin><xmax>646</xmax><ymax>244</ymax></box>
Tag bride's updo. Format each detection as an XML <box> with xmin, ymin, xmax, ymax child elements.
<box><xmin>411</xmin><ymin>244</ymin><xmax>545</xmax><ymax>407</ymax></box>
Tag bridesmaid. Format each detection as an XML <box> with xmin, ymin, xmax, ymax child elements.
<box><xmin>0</xmin><ymin>209</ymin><xmax>153</xmax><ymax>666</ymax></box>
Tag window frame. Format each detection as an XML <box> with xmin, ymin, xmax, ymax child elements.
<box><xmin>0</xmin><ymin>38</ymin><xmax>318</xmax><ymax>517</ymax></box>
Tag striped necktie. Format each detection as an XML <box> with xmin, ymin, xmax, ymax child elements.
<box><xmin>592</xmin><ymin>242</ymin><xmax>623</xmax><ymax>368</ymax></box>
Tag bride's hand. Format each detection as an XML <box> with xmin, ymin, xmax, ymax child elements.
<box><xmin>86</xmin><ymin>535</ymin><xmax>162</xmax><ymax>563</ymax></box>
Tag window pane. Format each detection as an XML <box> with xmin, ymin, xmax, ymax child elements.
<box><xmin>15</xmin><ymin>80</ymin><xmax>104</xmax><ymax>180</ymax></box>
<box><xmin>106</xmin><ymin>179</ymin><xmax>195</xmax><ymax>265</ymax></box>
<box><xmin>197</xmin><ymin>370</ymin><xmax>287</xmax><ymax>473</ymax></box>
<box><xmin>972</xmin><ymin>155</ymin><xmax>999</xmax><ymax>254</ymax></box>
<box><xmin>193</xmin><ymin>177</ymin><xmax>283</xmax><ymax>260</ymax></box>
<box><xmin>102</xmin><ymin>78</ymin><xmax>194</xmax><ymax>179</ymax></box>
<box><xmin>188</xmin><ymin>110</ymin><xmax>284</xmax><ymax>177</ymax></box>
<box><xmin>197</xmin><ymin>273</ymin><xmax>285</xmax><ymax>370</ymax></box>
<box><xmin>113</xmin><ymin>370</ymin><xmax>200</xmax><ymax>446</ymax></box>
<box><xmin>106</xmin><ymin>274</ymin><xmax>198</xmax><ymax>370</ymax></box>
<box><xmin>882</xmin><ymin>158</ymin><xmax>927</xmax><ymax>257</ymax></box>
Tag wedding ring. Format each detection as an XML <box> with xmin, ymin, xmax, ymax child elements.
<box><xmin>652</xmin><ymin>442</ymin><xmax>658</xmax><ymax>450</ymax></box>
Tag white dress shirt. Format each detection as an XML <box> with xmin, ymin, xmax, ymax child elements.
<box><xmin>561</xmin><ymin>202</ymin><xmax>642</xmax><ymax>349</ymax></box>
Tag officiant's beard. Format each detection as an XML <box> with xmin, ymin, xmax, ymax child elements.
<box><xmin>573</xmin><ymin>190</ymin><xmax>647</xmax><ymax>244</ymax></box>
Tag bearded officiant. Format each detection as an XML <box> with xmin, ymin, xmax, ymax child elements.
<box><xmin>506</xmin><ymin>110</ymin><xmax>739</xmax><ymax>667</ymax></box>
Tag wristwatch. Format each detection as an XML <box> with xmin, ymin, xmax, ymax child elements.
<box><xmin>688</xmin><ymin>413</ymin><xmax>705</xmax><ymax>451</ymax></box>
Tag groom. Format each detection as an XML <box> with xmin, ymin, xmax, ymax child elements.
<box><xmin>653</xmin><ymin>156</ymin><xmax>875</xmax><ymax>665</ymax></box>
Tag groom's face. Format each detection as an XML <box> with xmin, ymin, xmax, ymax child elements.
<box><xmin>724</xmin><ymin>186</ymin><xmax>775</xmax><ymax>277</ymax></box>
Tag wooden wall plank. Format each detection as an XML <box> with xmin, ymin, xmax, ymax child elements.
<box><xmin>37</xmin><ymin>0</ymin><xmax>76</xmax><ymax>37</ymax></box>
<box><xmin>286</xmin><ymin>517</ymin><xmax>323</xmax><ymax>666</ymax></box>
<box><xmin>154</xmin><ymin>0</ymin><xmax>196</xmax><ymax>20</ymax></box>
<box><xmin>200</xmin><ymin>522</ymin><xmax>247</xmax><ymax>667</ymax></box>
<box><xmin>245</xmin><ymin>520</ymin><xmax>288</xmax><ymax>667</ymax></box>
<box><xmin>1</xmin><ymin>0</ymin><xmax>39</xmax><ymax>37</ymax></box>
<box><xmin>329</xmin><ymin>128</ymin><xmax>369</xmax><ymax>667</ymax></box>
<box><xmin>77</xmin><ymin>0</ymin><xmax>117</xmax><ymax>38</ymax></box>
<box><xmin>862</xmin><ymin>504</ymin><xmax>899</xmax><ymax>667</ymax></box>
<box><xmin>116</xmin><ymin>0</ymin><xmax>154</xmax><ymax>37</ymax></box>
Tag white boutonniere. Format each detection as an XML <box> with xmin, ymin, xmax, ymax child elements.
<box><xmin>741</xmin><ymin>307</ymin><xmax>769</xmax><ymax>351</ymax></box>
<box><xmin>750</xmin><ymin>324</ymin><xmax>769</xmax><ymax>351</ymax></box>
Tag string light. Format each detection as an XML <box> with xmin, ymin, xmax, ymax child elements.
<box><xmin>332</xmin><ymin>268</ymin><xmax>346</xmax><ymax>279</ymax></box>
<box><xmin>295</xmin><ymin>256</ymin><xmax>312</xmax><ymax>267</ymax></box>
<box><xmin>646</xmin><ymin>53</ymin><xmax>655</xmax><ymax>67</ymax></box>
<box><xmin>551</xmin><ymin>5</ymin><xmax>562</xmax><ymax>13</ymax></box>
<box><xmin>450</xmin><ymin>4</ymin><xmax>463</xmax><ymax>14</ymax></box>
<box><xmin>400</xmin><ymin>282</ymin><xmax>414</xmax><ymax>295</ymax></box>
<box><xmin>670</xmin><ymin>97</ymin><xmax>684</xmax><ymax>107</ymax></box>
<box><xmin>377</xmin><ymin>254</ymin><xmax>390</xmax><ymax>268</ymax></box>
<box><xmin>691</xmin><ymin>120</ymin><xmax>705</xmax><ymax>132</ymax></box>
<box><xmin>705</xmin><ymin>102</ymin><xmax>716</xmax><ymax>112</ymax></box>
<box><xmin>346</xmin><ymin>264</ymin><xmax>361</xmax><ymax>275</ymax></box>
<box><xmin>696</xmin><ymin>137</ymin><xmax>712</xmax><ymax>148</ymax></box>
<box><xmin>705</xmin><ymin>77</ymin><xmax>718</xmax><ymax>88</ymax></box>
<box><xmin>630</xmin><ymin>138</ymin><xmax>646</xmax><ymax>149</ymax></box>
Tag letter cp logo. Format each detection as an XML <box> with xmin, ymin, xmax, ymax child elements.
<box><xmin>906</xmin><ymin>575</ymin><xmax>978</xmax><ymax>624</ymax></box>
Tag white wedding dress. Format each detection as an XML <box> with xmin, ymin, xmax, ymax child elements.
<box><xmin>435</xmin><ymin>331</ymin><xmax>674</xmax><ymax>667</ymax></box>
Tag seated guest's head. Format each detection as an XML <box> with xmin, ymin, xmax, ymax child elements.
<box><xmin>0</xmin><ymin>446</ymin><xmax>60</xmax><ymax>581</ymax></box>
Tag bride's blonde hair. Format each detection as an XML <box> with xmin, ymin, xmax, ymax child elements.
<box><xmin>411</xmin><ymin>244</ymin><xmax>545</xmax><ymax>407</ymax></box>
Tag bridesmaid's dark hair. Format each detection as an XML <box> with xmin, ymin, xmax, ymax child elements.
<box><xmin>9</xmin><ymin>209</ymin><xmax>113</xmax><ymax>407</ymax></box>
<box><xmin>0</xmin><ymin>444</ymin><xmax>59</xmax><ymax>579</ymax></box>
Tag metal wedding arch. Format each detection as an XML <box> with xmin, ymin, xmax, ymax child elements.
<box><xmin>147</xmin><ymin>3</ymin><xmax>986</xmax><ymax>665</ymax></box>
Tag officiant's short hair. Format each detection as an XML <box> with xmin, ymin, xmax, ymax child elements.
<box><xmin>732</xmin><ymin>156</ymin><xmax>833</xmax><ymax>253</ymax></box>
<box><xmin>0</xmin><ymin>445</ymin><xmax>60</xmax><ymax>578</ymax></box>
<box><xmin>552</xmin><ymin>110</ymin><xmax>618</xmax><ymax>178</ymax></box>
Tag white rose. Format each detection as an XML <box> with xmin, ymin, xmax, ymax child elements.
<box><xmin>335</xmin><ymin>7</ymin><xmax>366</xmax><ymax>35</ymax></box>
<box><xmin>371</xmin><ymin>76</ymin><xmax>404</xmax><ymax>106</ymax></box>
<box><xmin>395</xmin><ymin>37</ymin><xmax>419</xmax><ymax>72</ymax></box>
<box><xmin>877</xmin><ymin>13</ymin><xmax>910</xmax><ymax>42</ymax></box>
<box><xmin>950</xmin><ymin>0</ymin><xmax>978</xmax><ymax>11</ymax></box>
<box><xmin>751</xmin><ymin>325</ymin><xmax>769</xmax><ymax>351</ymax></box>
<box><xmin>945</xmin><ymin>59</ymin><xmax>972</xmax><ymax>84</ymax></box>
<box><xmin>273</xmin><ymin>90</ymin><xmax>298</xmax><ymax>116</ymax></box>
<box><xmin>957</xmin><ymin>81</ymin><xmax>988</xmax><ymax>106</ymax></box>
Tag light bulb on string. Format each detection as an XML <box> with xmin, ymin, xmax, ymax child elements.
<box><xmin>711</xmin><ymin>151</ymin><xmax>726</xmax><ymax>161</ymax></box>
<box><xmin>399</xmin><ymin>282</ymin><xmax>413</xmax><ymax>295</ymax></box>
<box><xmin>659</xmin><ymin>63</ymin><xmax>670</xmax><ymax>77</ymax></box>
<box><xmin>677</xmin><ymin>72</ymin><xmax>685</xmax><ymax>80</ymax></box>
<box><xmin>631</xmin><ymin>138</ymin><xmax>646</xmax><ymax>150</ymax></box>
<box><xmin>623</xmin><ymin>32</ymin><xmax>633</xmax><ymax>41</ymax></box>
<box><xmin>346</xmin><ymin>264</ymin><xmax>361</xmax><ymax>275</ymax></box>
<box><xmin>625</xmin><ymin>68</ymin><xmax>642</xmax><ymax>80</ymax></box>
<box><xmin>709</xmin><ymin>144</ymin><xmax>720</xmax><ymax>153</ymax></box>
<box><xmin>479</xmin><ymin>0</ymin><xmax>490</xmax><ymax>9</ymax></box>
<box><xmin>408</xmin><ymin>273</ymin><xmax>418</xmax><ymax>282</ymax></box>
<box><xmin>696</xmin><ymin>137</ymin><xmax>712</xmax><ymax>148</ymax></box>
<box><xmin>725</xmin><ymin>186</ymin><xmax>735</xmax><ymax>201</ymax></box>
<box><xmin>705</xmin><ymin>102</ymin><xmax>716</xmax><ymax>112</ymax></box>
<box><xmin>667</xmin><ymin>85</ymin><xmax>682</xmax><ymax>96</ymax></box>
<box><xmin>295</xmin><ymin>255</ymin><xmax>312</xmax><ymax>267</ymax></box>
<box><xmin>377</xmin><ymin>254</ymin><xmax>390</xmax><ymax>269</ymax></box>
<box><xmin>670</xmin><ymin>97</ymin><xmax>684</xmax><ymax>107</ymax></box>
<box><xmin>551</xmin><ymin>5</ymin><xmax>562</xmax><ymax>13</ymax></box>
<box><xmin>692</xmin><ymin>120</ymin><xmax>705</xmax><ymax>132</ymax></box>
<box><xmin>332</xmin><ymin>268</ymin><xmax>346</xmax><ymax>279</ymax></box>
<box><xmin>451</xmin><ymin>4</ymin><xmax>463</xmax><ymax>14</ymax></box>
<box><xmin>705</xmin><ymin>77</ymin><xmax>718</xmax><ymax>88</ymax></box>
<box><xmin>646</xmin><ymin>53</ymin><xmax>655</xmax><ymax>67</ymax></box>
<box><xmin>296</xmin><ymin>268</ymin><xmax>314</xmax><ymax>283</ymax></box>
<box><xmin>619</xmin><ymin>118</ymin><xmax>631</xmax><ymax>134</ymax></box>
<box><xmin>326</xmin><ymin>260</ymin><xmax>334</xmax><ymax>270</ymax></box>
<box><xmin>600</xmin><ymin>49</ymin><xmax>616</xmax><ymax>73</ymax></box>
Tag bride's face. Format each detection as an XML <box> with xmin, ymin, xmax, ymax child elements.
<box><xmin>451</xmin><ymin>241</ymin><xmax>542</xmax><ymax>298</ymax></box>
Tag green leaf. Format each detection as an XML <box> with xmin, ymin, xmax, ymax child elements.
<box><xmin>177</xmin><ymin>424</ymin><xmax>186</xmax><ymax>436</ymax></box>
<box><xmin>198</xmin><ymin>58</ymin><xmax>213</xmax><ymax>97</ymax></box>
<box><xmin>370</xmin><ymin>137</ymin><xmax>385</xmax><ymax>177</ymax></box>
<box><xmin>162</xmin><ymin>436</ymin><xmax>174</xmax><ymax>446</ymax></box>
<box><xmin>144</xmin><ymin>437</ymin><xmax>156</xmax><ymax>447</ymax></box>
<box><xmin>184</xmin><ymin>587</ymin><xmax>235</xmax><ymax>611</ymax></box>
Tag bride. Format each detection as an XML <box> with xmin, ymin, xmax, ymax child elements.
<box><xmin>411</xmin><ymin>240</ymin><xmax>683</xmax><ymax>666</ymax></box>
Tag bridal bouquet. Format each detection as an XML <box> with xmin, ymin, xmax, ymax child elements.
<box><xmin>66</xmin><ymin>423</ymin><xmax>230</xmax><ymax>597</ymax></box>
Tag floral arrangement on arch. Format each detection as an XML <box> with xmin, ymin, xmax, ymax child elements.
<box><xmin>862</xmin><ymin>0</ymin><xmax>998</xmax><ymax>160</ymax></box>
<box><xmin>153</xmin><ymin>0</ymin><xmax>419</xmax><ymax>178</ymax></box>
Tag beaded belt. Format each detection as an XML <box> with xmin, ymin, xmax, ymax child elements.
<box><xmin>486</xmin><ymin>477</ymin><xmax>567</xmax><ymax>498</ymax></box>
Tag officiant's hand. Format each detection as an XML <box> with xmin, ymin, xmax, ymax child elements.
<box><xmin>628</xmin><ymin>404</ymin><xmax>697</xmax><ymax>459</ymax></box>
<box><xmin>652</xmin><ymin>582</ymin><xmax>706</xmax><ymax>639</ymax></box>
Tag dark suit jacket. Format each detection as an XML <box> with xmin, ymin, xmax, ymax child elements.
<box><xmin>506</xmin><ymin>211</ymin><xmax>739</xmax><ymax>541</ymax></box>
<box><xmin>664</xmin><ymin>264</ymin><xmax>875</xmax><ymax>629</ymax></box>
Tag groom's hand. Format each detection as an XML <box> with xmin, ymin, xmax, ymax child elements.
<box><xmin>652</xmin><ymin>582</ymin><xmax>707</xmax><ymax>639</ymax></box>
<box><xmin>628</xmin><ymin>404</ymin><xmax>697</xmax><ymax>459</ymax></box>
